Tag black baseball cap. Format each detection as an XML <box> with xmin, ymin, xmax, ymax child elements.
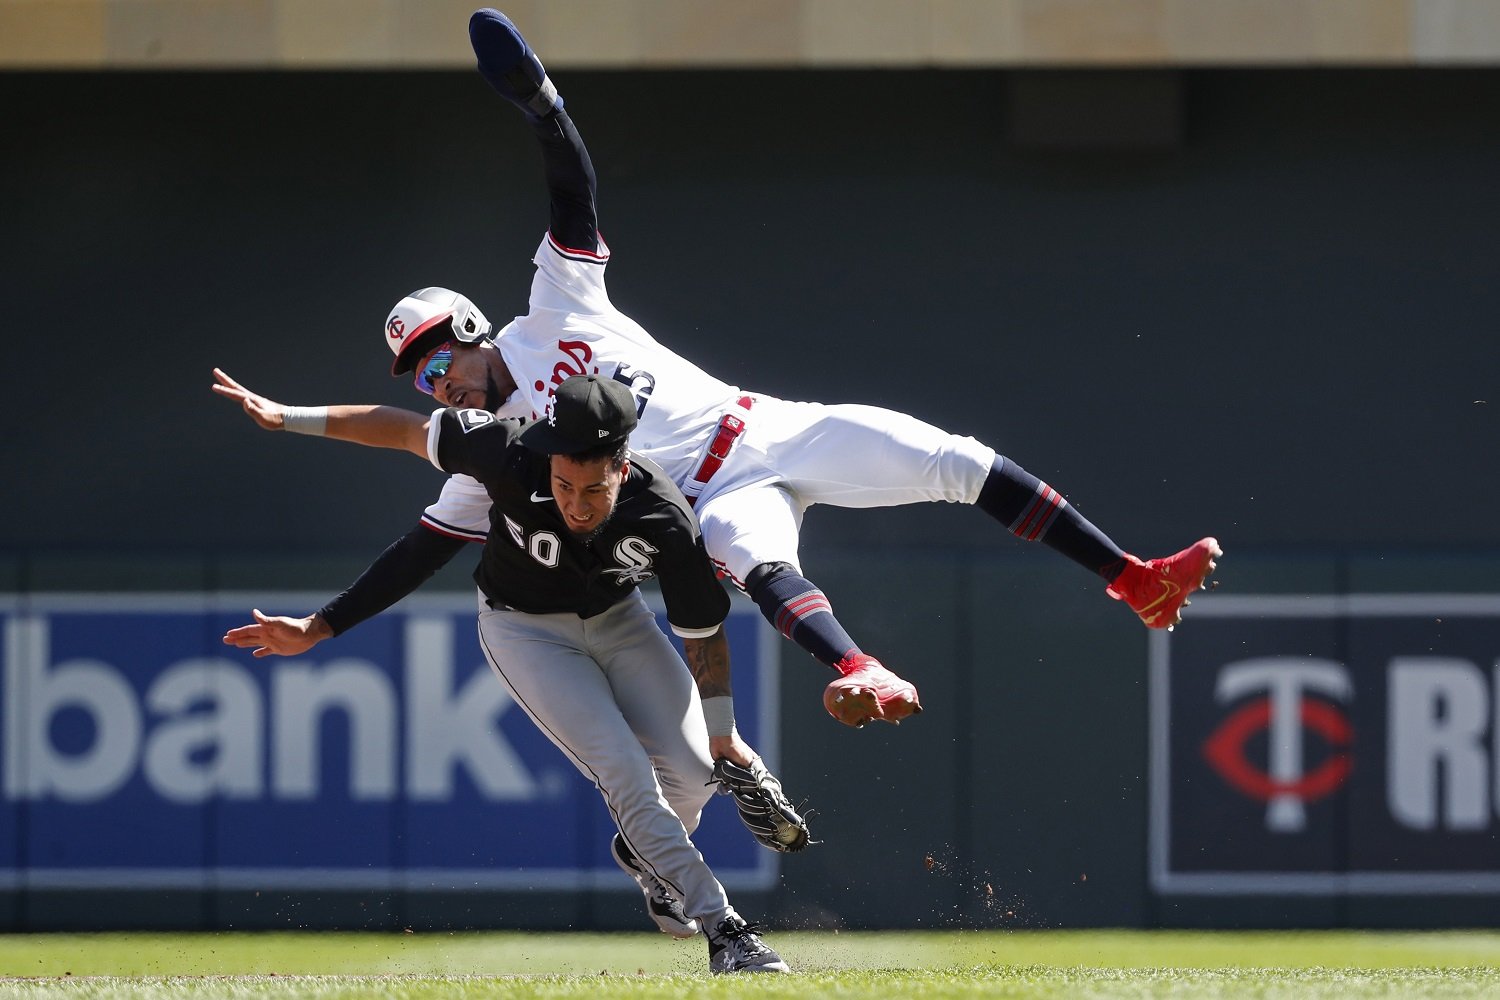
<box><xmin>519</xmin><ymin>375</ymin><xmax>638</xmax><ymax>455</ymax></box>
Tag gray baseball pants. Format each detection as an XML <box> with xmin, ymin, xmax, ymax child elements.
<box><xmin>475</xmin><ymin>590</ymin><xmax>731</xmax><ymax>923</ymax></box>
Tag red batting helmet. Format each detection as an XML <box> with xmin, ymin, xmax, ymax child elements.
<box><xmin>384</xmin><ymin>287</ymin><xmax>493</xmax><ymax>376</ymax></box>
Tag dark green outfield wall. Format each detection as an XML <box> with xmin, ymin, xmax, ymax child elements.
<box><xmin>5</xmin><ymin>68</ymin><xmax>1500</xmax><ymax>558</ymax></box>
<box><xmin>2</xmin><ymin>68</ymin><xmax>1498</xmax><ymax>930</ymax></box>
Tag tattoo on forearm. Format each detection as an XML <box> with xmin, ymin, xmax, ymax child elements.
<box><xmin>684</xmin><ymin>632</ymin><xmax>732</xmax><ymax>698</ymax></box>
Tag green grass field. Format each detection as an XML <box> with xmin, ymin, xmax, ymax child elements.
<box><xmin>2</xmin><ymin>930</ymin><xmax>1498</xmax><ymax>998</ymax></box>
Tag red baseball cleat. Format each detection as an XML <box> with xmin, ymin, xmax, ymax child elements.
<box><xmin>823</xmin><ymin>654</ymin><xmax>922</xmax><ymax>727</ymax></box>
<box><xmin>1107</xmin><ymin>537</ymin><xmax>1223</xmax><ymax>630</ymax></box>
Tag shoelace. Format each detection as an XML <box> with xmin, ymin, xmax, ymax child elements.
<box><xmin>714</xmin><ymin>919</ymin><xmax>771</xmax><ymax>954</ymax></box>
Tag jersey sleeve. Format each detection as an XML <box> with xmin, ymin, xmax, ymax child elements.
<box><xmin>657</xmin><ymin>527</ymin><xmax>732</xmax><ymax>638</ymax></box>
<box><xmin>428</xmin><ymin>407</ymin><xmax>523</xmax><ymax>479</ymax></box>
<box><xmin>420</xmin><ymin>473</ymin><xmax>491</xmax><ymax>543</ymax></box>
<box><xmin>527</xmin><ymin>232</ymin><xmax>613</xmax><ymax>316</ymax></box>
<box><xmin>318</xmin><ymin>525</ymin><xmax>468</xmax><ymax>636</ymax></box>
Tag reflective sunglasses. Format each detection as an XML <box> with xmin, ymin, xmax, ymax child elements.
<box><xmin>414</xmin><ymin>345</ymin><xmax>454</xmax><ymax>395</ymax></box>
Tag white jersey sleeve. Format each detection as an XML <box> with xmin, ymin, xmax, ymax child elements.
<box><xmin>527</xmin><ymin>232</ymin><xmax>613</xmax><ymax>315</ymax></box>
<box><xmin>420</xmin><ymin>473</ymin><xmax>491</xmax><ymax>543</ymax></box>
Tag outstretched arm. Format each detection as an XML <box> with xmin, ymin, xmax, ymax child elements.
<box><xmin>212</xmin><ymin>368</ymin><xmax>430</xmax><ymax>458</ymax></box>
<box><xmin>534</xmin><ymin>112</ymin><xmax>599</xmax><ymax>254</ymax></box>
<box><xmin>223</xmin><ymin>524</ymin><xmax>469</xmax><ymax>657</ymax></box>
<box><xmin>469</xmin><ymin>7</ymin><xmax>599</xmax><ymax>252</ymax></box>
<box><xmin>223</xmin><ymin>608</ymin><xmax>333</xmax><ymax>658</ymax></box>
<box><xmin>683</xmin><ymin>628</ymin><xmax>757</xmax><ymax>766</ymax></box>
<box><xmin>693</xmin><ymin>628</ymin><xmax>815</xmax><ymax>854</ymax></box>
<box><xmin>318</xmin><ymin>525</ymin><xmax>468</xmax><ymax>635</ymax></box>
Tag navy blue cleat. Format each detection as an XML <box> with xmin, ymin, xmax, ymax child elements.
<box><xmin>469</xmin><ymin>8</ymin><xmax>563</xmax><ymax>119</ymax></box>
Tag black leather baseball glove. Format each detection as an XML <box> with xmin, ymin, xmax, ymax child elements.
<box><xmin>710</xmin><ymin>757</ymin><xmax>812</xmax><ymax>853</ymax></box>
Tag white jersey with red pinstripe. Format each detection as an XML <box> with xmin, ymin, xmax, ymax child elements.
<box><xmin>497</xmin><ymin>234</ymin><xmax>754</xmax><ymax>488</ymax></box>
<box><xmin>422</xmin><ymin>230</ymin><xmax>997</xmax><ymax>588</ymax></box>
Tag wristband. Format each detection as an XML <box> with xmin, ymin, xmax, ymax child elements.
<box><xmin>283</xmin><ymin>406</ymin><xmax>328</xmax><ymax>436</ymax></box>
<box><xmin>701</xmin><ymin>696</ymin><xmax>737</xmax><ymax>737</ymax></box>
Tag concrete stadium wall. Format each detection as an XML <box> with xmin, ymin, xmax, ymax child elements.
<box><xmin>7</xmin><ymin>0</ymin><xmax>1500</xmax><ymax>69</ymax></box>
<box><xmin>2</xmin><ymin>66</ymin><xmax>1499</xmax><ymax>930</ymax></box>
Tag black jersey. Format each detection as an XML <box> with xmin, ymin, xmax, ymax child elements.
<box><xmin>430</xmin><ymin>407</ymin><xmax>730</xmax><ymax>635</ymax></box>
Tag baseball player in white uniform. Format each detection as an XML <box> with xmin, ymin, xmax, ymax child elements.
<box><xmin>216</xmin><ymin>372</ymin><xmax>791</xmax><ymax>973</ymax></box>
<box><xmin>255</xmin><ymin>9</ymin><xmax>1221</xmax><ymax>730</ymax></box>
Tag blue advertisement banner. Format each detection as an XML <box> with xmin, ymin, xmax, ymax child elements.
<box><xmin>1151</xmin><ymin>594</ymin><xmax>1500</xmax><ymax>896</ymax></box>
<box><xmin>0</xmin><ymin>593</ymin><xmax>779</xmax><ymax>891</ymax></box>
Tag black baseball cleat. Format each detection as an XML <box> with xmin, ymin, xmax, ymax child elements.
<box><xmin>706</xmin><ymin>913</ymin><xmax>790</xmax><ymax>974</ymax></box>
<box><xmin>609</xmin><ymin>834</ymin><xmax>699</xmax><ymax>939</ymax></box>
<box><xmin>469</xmin><ymin>8</ymin><xmax>563</xmax><ymax>119</ymax></box>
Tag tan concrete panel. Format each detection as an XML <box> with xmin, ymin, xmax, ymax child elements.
<box><xmin>538</xmin><ymin>1</ymin><xmax>649</xmax><ymax>67</ymax></box>
<box><xmin>8</xmin><ymin>0</ymin><xmax>1500</xmax><ymax>68</ymax></box>
<box><xmin>1164</xmin><ymin>0</ymin><xmax>1311</xmax><ymax>62</ymax></box>
<box><xmin>274</xmin><ymin>0</ymin><xmax>399</xmax><ymax>66</ymax></box>
<box><xmin>1163</xmin><ymin>0</ymin><xmax>1408</xmax><ymax>64</ymax></box>
<box><xmin>637</xmin><ymin>0</ymin><xmax>803</xmax><ymax>66</ymax></box>
<box><xmin>386</xmin><ymin>0</ymin><xmax>487</xmax><ymax>66</ymax></box>
<box><xmin>1305</xmin><ymin>0</ymin><xmax>1409</xmax><ymax>61</ymax></box>
<box><xmin>271</xmin><ymin>1</ymin><xmax>641</xmax><ymax>70</ymax></box>
<box><xmin>1412</xmin><ymin>0</ymin><xmax>1500</xmax><ymax>62</ymax></box>
<box><xmin>929</xmin><ymin>0</ymin><xmax>1027</xmax><ymax>63</ymax></box>
<box><xmin>1015</xmin><ymin>0</ymin><xmax>1172</xmax><ymax>64</ymax></box>
<box><xmin>0</xmin><ymin>0</ymin><xmax>106</xmax><ymax>67</ymax></box>
<box><xmin>106</xmin><ymin>0</ymin><xmax>277</xmax><ymax>67</ymax></box>
<box><xmin>802</xmin><ymin>0</ymin><xmax>933</xmax><ymax>64</ymax></box>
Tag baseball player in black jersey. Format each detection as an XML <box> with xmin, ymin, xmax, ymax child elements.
<box><xmin>217</xmin><ymin>373</ymin><xmax>790</xmax><ymax>974</ymax></box>
<box><xmin>430</xmin><ymin>399</ymin><xmax>727</xmax><ymax>626</ymax></box>
<box><xmin>222</xmin><ymin>8</ymin><xmax>1221</xmax><ymax>732</ymax></box>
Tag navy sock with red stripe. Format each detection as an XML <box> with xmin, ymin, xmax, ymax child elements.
<box><xmin>746</xmin><ymin>563</ymin><xmax>859</xmax><ymax>670</ymax></box>
<box><xmin>976</xmin><ymin>456</ymin><xmax>1128</xmax><ymax>582</ymax></box>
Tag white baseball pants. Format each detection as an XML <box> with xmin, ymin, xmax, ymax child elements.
<box><xmin>696</xmin><ymin>397</ymin><xmax>996</xmax><ymax>587</ymax></box>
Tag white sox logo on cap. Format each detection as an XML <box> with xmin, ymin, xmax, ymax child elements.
<box><xmin>519</xmin><ymin>374</ymin><xmax>638</xmax><ymax>454</ymax></box>
<box><xmin>540</xmin><ymin>400</ymin><xmax>609</xmax><ymax>438</ymax></box>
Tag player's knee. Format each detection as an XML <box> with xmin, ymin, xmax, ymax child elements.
<box><xmin>745</xmin><ymin>561</ymin><xmax>799</xmax><ymax>602</ymax></box>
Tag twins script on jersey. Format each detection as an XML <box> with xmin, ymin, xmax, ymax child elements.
<box><xmin>496</xmin><ymin>234</ymin><xmax>745</xmax><ymax>488</ymax></box>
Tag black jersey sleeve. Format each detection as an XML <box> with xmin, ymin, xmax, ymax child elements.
<box><xmin>318</xmin><ymin>524</ymin><xmax>469</xmax><ymax>636</ymax></box>
<box><xmin>431</xmin><ymin>408</ymin><xmax>524</xmax><ymax>480</ymax></box>
<box><xmin>532</xmin><ymin>111</ymin><xmax>600</xmax><ymax>255</ymax></box>
<box><xmin>656</xmin><ymin>527</ymin><xmax>732</xmax><ymax>638</ymax></box>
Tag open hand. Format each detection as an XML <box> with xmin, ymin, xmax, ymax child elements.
<box><xmin>223</xmin><ymin>609</ymin><xmax>332</xmax><ymax>658</ymax></box>
<box><xmin>212</xmin><ymin>368</ymin><xmax>288</xmax><ymax>431</ymax></box>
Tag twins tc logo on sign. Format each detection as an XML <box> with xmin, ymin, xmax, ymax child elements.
<box><xmin>1152</xmin><ymin>595</ymin><xmax>1500</xmax><ymax>895</ymax></box>
<box><xmin>1200</xmin><ymin>659</ymin><xmax>1353</xmax><ymax>833</ymax></box>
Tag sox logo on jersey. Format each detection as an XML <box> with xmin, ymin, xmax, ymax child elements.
<box><xmin>498</xmin><ymin>513</ymin><xmax>658</xmax><ymax>585</ymax></box>
<box><xmin>604</xmin><ymin>536</ymin><xmax>659</xmax><ymax>585</ymax></box>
